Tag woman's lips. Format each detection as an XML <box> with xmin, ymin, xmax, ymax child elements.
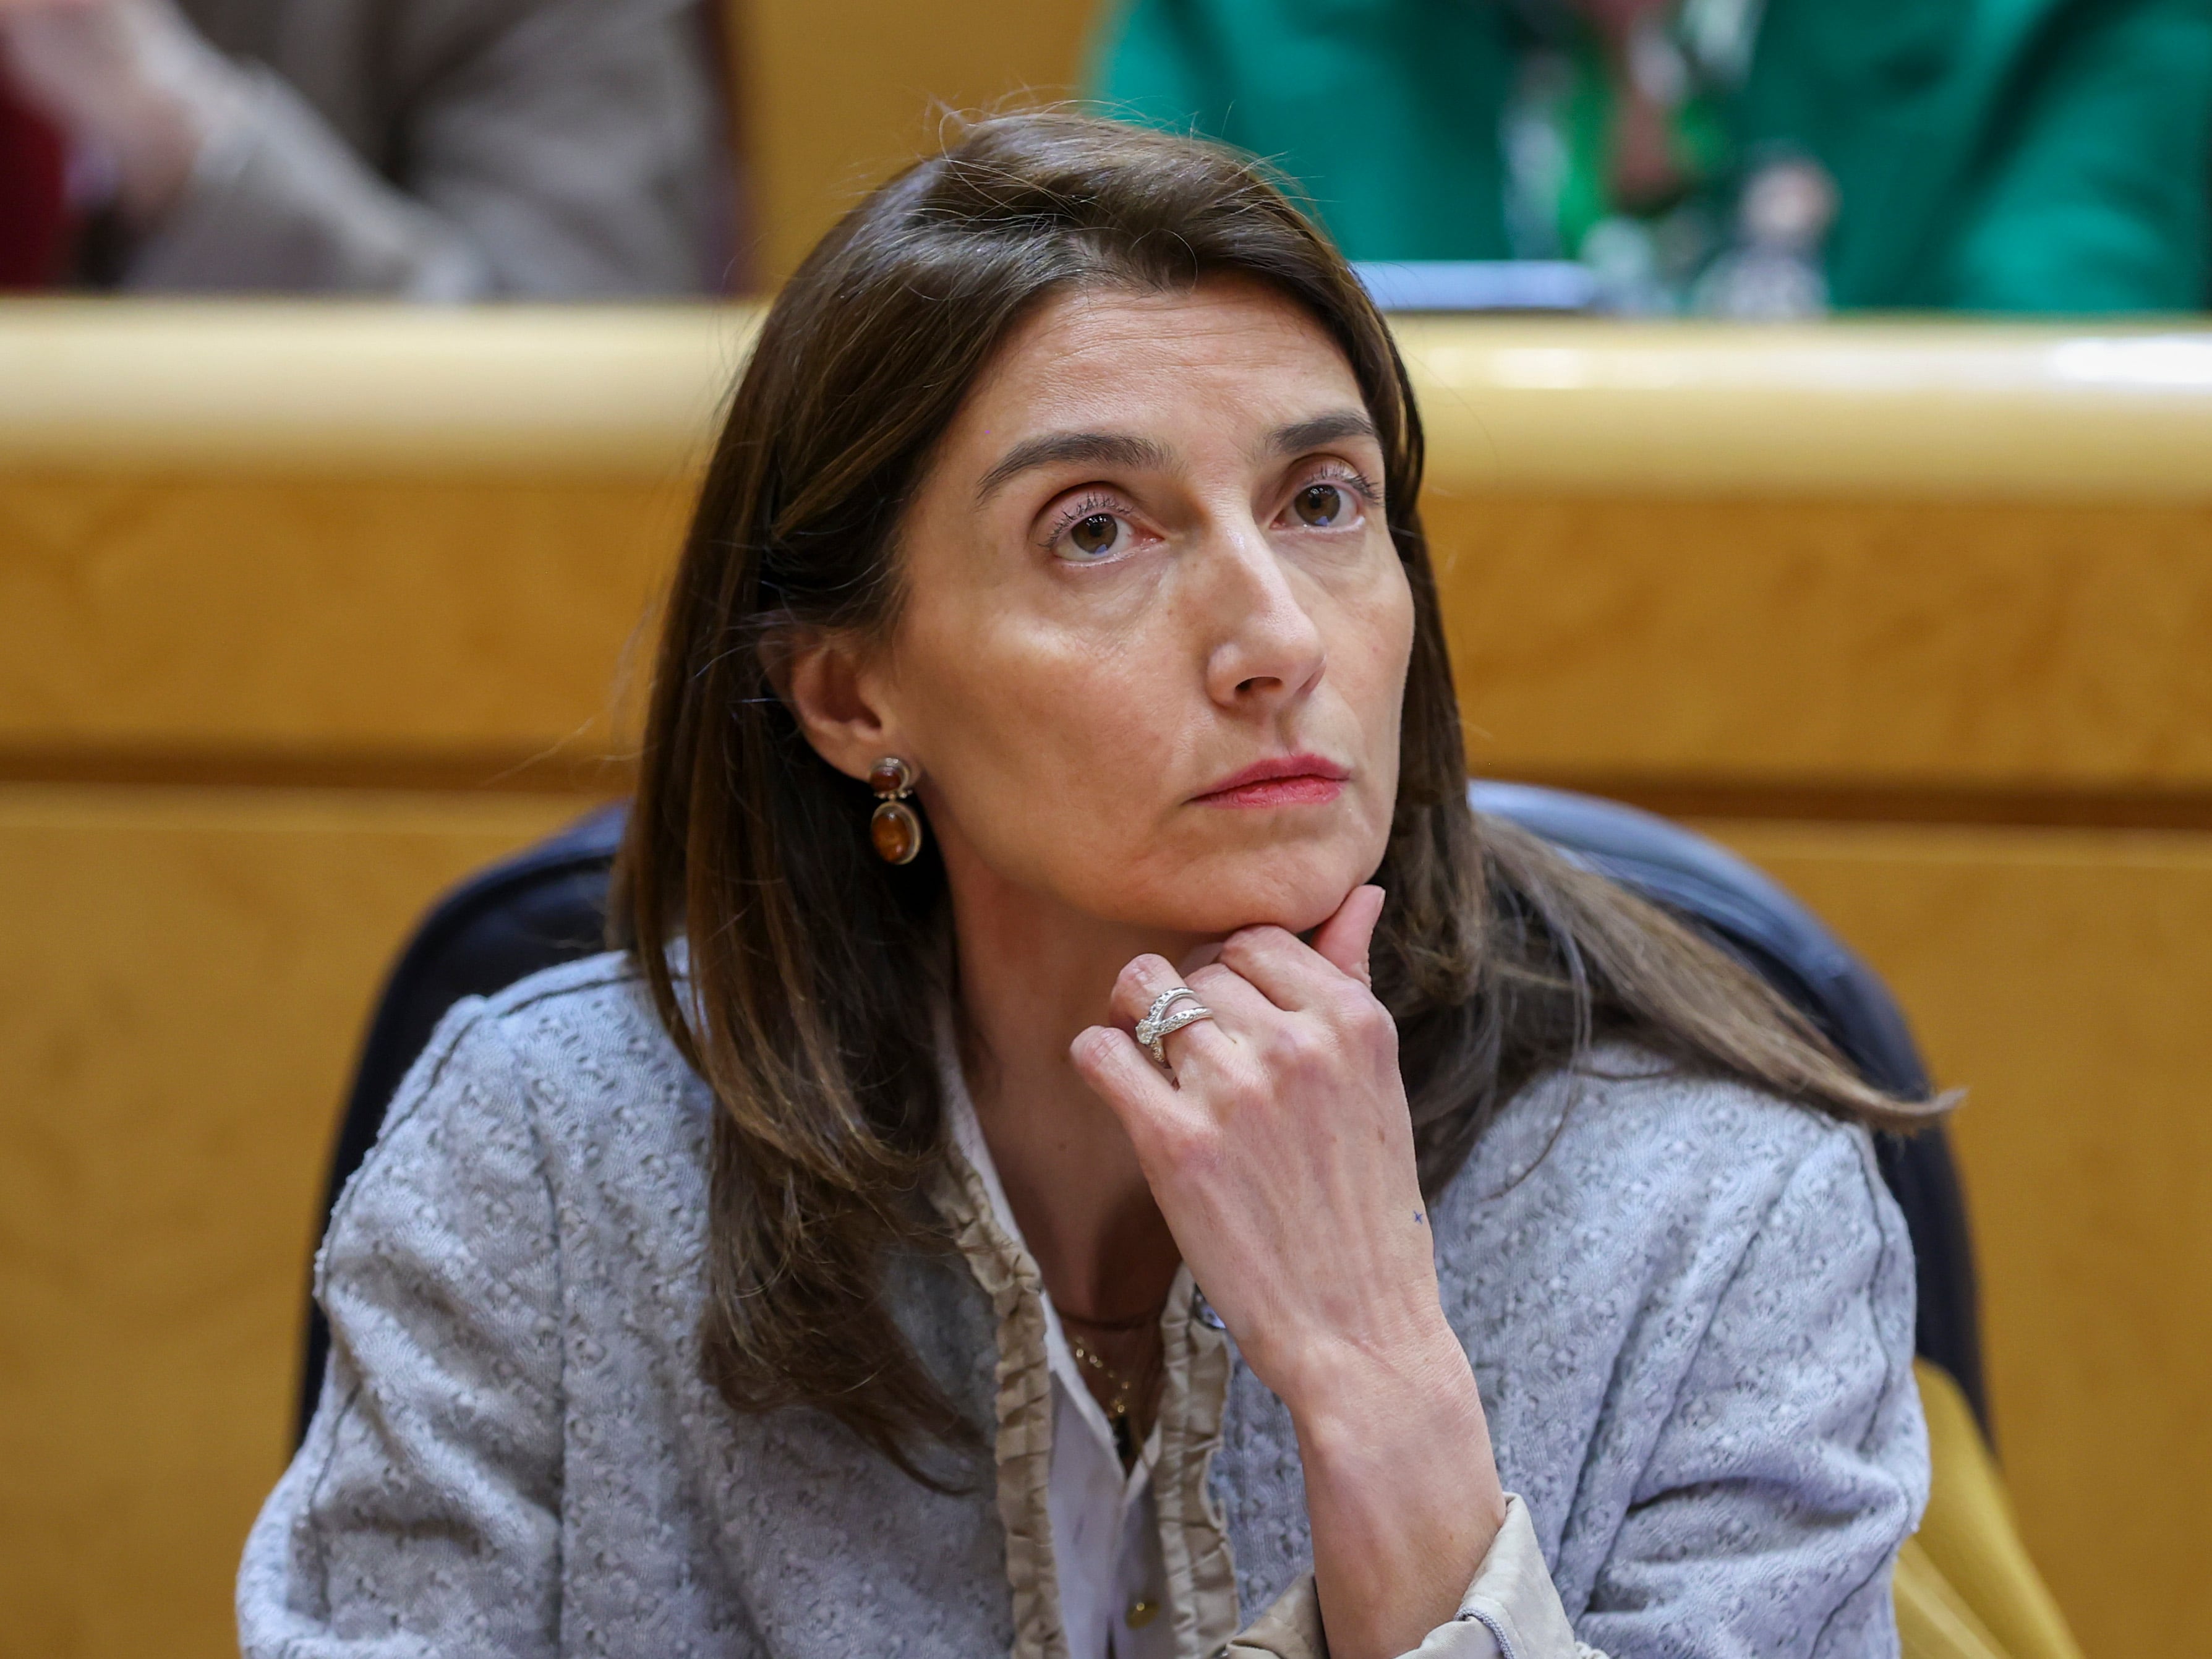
<box><xmin>1194</xmin><ymin>754</ymin><xmax>1350</xmax><ymax>809</ymax></box>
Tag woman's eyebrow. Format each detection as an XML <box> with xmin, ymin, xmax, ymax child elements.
<box><xmin>973</xmin><ymin>432</ymin><xmax>1174</xmax><ymax>503</ymax></box>
<box><xmin>1262</xmin><ymin>410</ymin><xmax>1380</xmax><ymax>458</ymax></box>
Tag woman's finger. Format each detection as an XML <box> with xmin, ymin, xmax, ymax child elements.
<box><xmin>1175</xmin><ymin>937</ymin><xmax>1226</xmax><ymax>976</ymax></box>
<box><xmin>1168</xmin><ymin>940</ymin><xmax>1262</xmax><ymax>1030</ymax></box>
<box><xmin>1213</xmin><ymin>885</ymin><xmax>1383</xmax><ymax>1009</ymax></box>
<box><xmin>1106</xmin><ymin>952</ymin><xmax>1197</xmax><ymax>1026</ymax></box>
<box><xmin>1182</xmin><ymin>958</ymin><xmax>1278</xmax><ymax>1034</ymax></box>
<box><xmin>1310</xmin><ymin>884</ymin><xmax>1385</xmax><ymax>986</ymax></box>
<box><xmin>1108</xmin><ymin>952</ymin><xmax>1239</xmax><ymax>1064</ymax></box>
<box><xmin>1069</xmin><ymin>1023</ymin><xmax>1185</xmax><ymax>1140</ymax></box>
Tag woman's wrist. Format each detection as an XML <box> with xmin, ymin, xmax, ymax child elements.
<box><xmin>1259</xmin><ymin>1283</ymin><xmax>1461</xmax><ymax>1408</ymax></box>
<box><xmin>1286</xmin><ymin>1312</ymin><xmax>1508</xmax><ymax>1658</ymax></box>
<box><xmin>1281</xmin><ymin>1310</ymin><xmax>1495</xmax><ymax>1477</ymax></box>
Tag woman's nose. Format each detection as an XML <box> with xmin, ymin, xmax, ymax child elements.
<box><xmin>1197</xmin><ymin>519</ymin><xmax>1327</xmax><ymax>710</ymax></box>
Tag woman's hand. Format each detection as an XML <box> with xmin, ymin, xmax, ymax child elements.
<box><xmin>1072</xmin><ymin>885</ymin><xmax>1435</xmax><ymax>1399</ymax></box>
<box><xmin>1071</xmin><ymin>887</ymin><xmax>1506</xmax><ymax>1659</ymax></box>
<box><xmin>0</xmin><ymin>0</ymin><xmax>238</xmax><ymax>224</ymax></box>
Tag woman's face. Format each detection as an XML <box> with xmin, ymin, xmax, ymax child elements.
<box><xmin>802</xmin><ymin>276</ymin><xmax>1415</xmax><ymax>940</ymax></box>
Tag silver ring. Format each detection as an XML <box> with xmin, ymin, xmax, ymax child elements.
<box><xmin>1139</xmin><ymin>987</ymin><xmax>1202</xmax><ymax>1028</ymax></box>
<box><xmin>1135</xmin><ymin>986</ymin><xmax>1215</xmax><ymax>1068</ymax></box>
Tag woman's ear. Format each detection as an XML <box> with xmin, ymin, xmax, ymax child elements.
<box><xmin>767</xmin><ymin>627</ymin><xmax>903</xmax><ymax>782</ymax></box>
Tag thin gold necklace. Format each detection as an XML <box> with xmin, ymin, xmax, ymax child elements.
<box><xmin>1064</xmin><ymin>1328</ymin><xmax>1147</xmax><ymax>1464</ymax></box>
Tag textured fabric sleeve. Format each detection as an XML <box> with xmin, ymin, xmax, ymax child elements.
<box><xmin>127</xmin><ymin>0</ymin><xmax>717</xmax><ymax>297</ymax></box>
<box><xmin>1939</xmin><ymin>0</ymin><xmax>2212</xmax><ymax>310</ymax></box>
<box><xmin>1417</xmin><ymin>1495</ymin><xmax>1605</xmax><ymax>1658</ymax></box>
<box><xmin>1227</xmin><ymin>1496</ymin><xmax>1606</xmax><ymax>1659</ymax></box>
<box><xmin>236</xmin><ymin>1000</ymin><xmax>565</xmax><ymax>1657</ymax></box>
<box><xmin>1576</xmin><ymin>1125</ymin><xmax>1928</xmax><ymax>1658</ymax></box>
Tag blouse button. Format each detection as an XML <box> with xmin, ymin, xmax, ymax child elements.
<box><xmin>1125</xmin><ymin>1597</ymin><xmax>1160</xmax><ymax>1628</ymax></box>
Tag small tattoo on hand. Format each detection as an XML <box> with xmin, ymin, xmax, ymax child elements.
<box><xmin>1414</xmin><ymin>1211</ymin><xmax>1426</xmax><ymax>1225</ymax></box>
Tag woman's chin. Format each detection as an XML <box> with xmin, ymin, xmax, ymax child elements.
<box><xmin>1111</xmin><ymin>848</ymin><xmax>1374</xmax><ymax>940</ymax></box>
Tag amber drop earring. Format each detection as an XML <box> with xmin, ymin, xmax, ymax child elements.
<box><xmin>868</xmin><ymin>757</ymin><xmax>923</xmax><ymax>865</ymax></box>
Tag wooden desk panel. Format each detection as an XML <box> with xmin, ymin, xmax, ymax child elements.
<box><xmin>0</xmin><ymin>786</ymin><xmax>585</xmax><ymax>1659</ymax></box>
<box><xmin>1435</xmin><ymin>493</ymin><xmax>2212</xmax><ymax>802</ymax></box>
<box><xmin>0</xmin><ymin>472</ymin><xmax>681</xmax><ymax>777</ymax></box>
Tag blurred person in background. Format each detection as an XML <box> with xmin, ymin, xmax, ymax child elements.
<box><xmin>1091</xmin><ymin>0</ymin><xmax>2212</xmax><ymax>315</ymax></box>
<box><xmin>0</xmin><ymin>0</ymin><xmax>726</xmax><ymax>295</ymax></box>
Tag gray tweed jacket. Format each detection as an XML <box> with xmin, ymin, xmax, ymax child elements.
<box><xmin>239</xmin><ymin>952</ymin><xmax>1926</xmax><ymax>1657</ymax></box>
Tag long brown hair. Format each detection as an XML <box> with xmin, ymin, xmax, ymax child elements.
<box><xmin>612</xmin><ymin>111</ymin><xmax>1936</xmax><ymax>1480</ymax></box>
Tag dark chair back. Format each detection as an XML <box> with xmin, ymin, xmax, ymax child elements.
<box><xmin>302</xmin><ymin>785</ymin><xmax>1984</xmax><ymax>1443</ymax></box>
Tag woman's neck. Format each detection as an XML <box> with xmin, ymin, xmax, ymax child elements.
<box><xmin>947</xmin><ymin>869</ymin><xmax>1194</xmax><ymax>1324</ymax></box>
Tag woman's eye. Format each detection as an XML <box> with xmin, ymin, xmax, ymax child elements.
<box><xmin>1064</xmin><ymin>511</ymin><xmax>1124</xmax><ymax>559</ymax></box>
<box><xmin>1042</xmin><ymin>494</ymin><xmax>1146</xmax><ymax>563</ymax></box>
<box><xmin>1291</xmin><ymin>482</ymin><xmax>1350</xmax><ymax>527</ymax></box>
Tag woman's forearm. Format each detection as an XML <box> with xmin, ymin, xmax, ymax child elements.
<box><xmin>1072</xmin><ymin>900</ymin><xmax>1511</xmax><ymax>1655</ymax></box>
<box><xmin>1287</xmin><ymin>1316</ymin><xmax>1507</xmax><ymax>1659</ymax></box>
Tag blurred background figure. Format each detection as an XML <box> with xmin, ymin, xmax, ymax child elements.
<box><xmin>0</xmin><ymin>0</ymin><xmax>728</xmax><ymax>295</ymax></box>
<box><xmin>1092</xmin><ymin>0</ymin><xmax>2212</xmax><ymax>315</ymax></box>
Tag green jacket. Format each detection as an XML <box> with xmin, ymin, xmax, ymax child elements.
<box><xmin>1091</xmin><ymin>0</ymin><xmax>2212</xmax><ymax>312</ymax></box>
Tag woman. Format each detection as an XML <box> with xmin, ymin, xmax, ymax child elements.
<box><xmin>241</xmin><ymin>114</ymin><xmax>1933</xmax><ymax>1658</ymax></box>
